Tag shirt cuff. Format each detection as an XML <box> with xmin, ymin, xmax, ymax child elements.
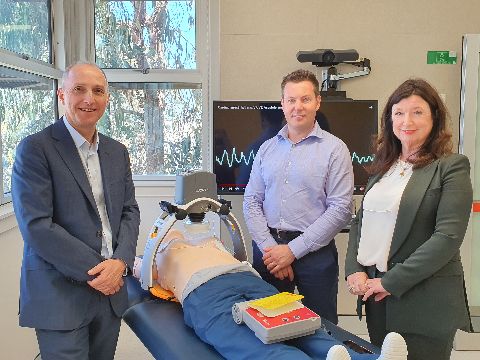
<box><xmin>288</xmin><ymin>235</ymin><xmax>310</xmax><ymax>259</ymax></box>
<box><xmin>132</xmin><ymin>257</ymin><xmax>142</xmax><ymax>279</ymax></box>
<box><xmin>255</xmin><ymin>237</ymin><xmax>278</xmax><ymax>253</ymax></box>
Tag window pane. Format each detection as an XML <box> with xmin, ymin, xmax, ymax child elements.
<box><xmin>0</xmin><ymin>66</ymin><xmax>56</xmax><ymax>196</ymax></box>
<box><xmin>0</xmin><ymin>0</ymin><xmax>51</xmax><ymax>63</ymax></box>
<box><xmin>100</xmin><ymin>82</ymin><xmax>202</xmax><ymax>175</ymax></box>
<box><xmin>95</xmin><ymin>0</ymin><xmax>196</xmax><ymax>70</ymax></box>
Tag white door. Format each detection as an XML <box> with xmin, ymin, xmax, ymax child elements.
<box><xmin>459</xmin><ymin>34</ymin><xmax>480</xmax><ymax>327</ymax></box>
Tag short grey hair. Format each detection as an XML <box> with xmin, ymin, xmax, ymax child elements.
<box><xmin>62</xmin><ymin>61</ymin><xmax>109</xmax><ymax>91</ymax></box>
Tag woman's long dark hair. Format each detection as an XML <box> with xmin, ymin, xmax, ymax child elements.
<box><xmin>367</xmin><ymin>78</ymin><xmax>453</xmax><ymax>175</ymax></box>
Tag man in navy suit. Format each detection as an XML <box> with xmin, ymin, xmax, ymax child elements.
<box><xmin>12</xmin><ymin>62</ymin><xmax>140</xmax><ymax>359</ymax></box>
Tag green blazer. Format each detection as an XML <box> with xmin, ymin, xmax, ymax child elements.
<box><xmin>345</xmin><ymin>154</ymin><xmax>473</xmax><ymax>338</ymax></box>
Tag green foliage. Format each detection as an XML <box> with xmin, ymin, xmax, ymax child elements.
<box><xmin>0</xmin><ymin>0</ymin><xmax>53</xmax><ymax>195</ymax></box>
<box><xmin>0</xmin><ymin>0</ymin><xmax>51</xmax><ymax>62</ymax></box>
<box><xmin>0</xmin><ymin>81</ymin><xmax>55</xmax><ymax>194</ymax></box>
<box><xmin>94</xmin><ymin>0</ymin><xmax>196</xmax><ymax>69</ymax></box>
<box><xmin>94</xmin><ymin>1</ymin><xmax>201</xmax><ymax>175</ymax></box>
<box><xmin>99</xmin><ymin>85</ymin><xmax>202</xmax><ymax>175</ymax></box>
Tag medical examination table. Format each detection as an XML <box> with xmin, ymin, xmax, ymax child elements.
<box><xmin>123</xmin><ymin>276</ymin><xmax>380</xmax><ymax>359</ymax></box>
<box><xmin>123</xmin><ymin>175</ymin><xmax>380</xmax><ymax>359</ymax></box>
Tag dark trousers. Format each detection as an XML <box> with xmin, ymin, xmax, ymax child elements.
<box><xmin>35</xmin><ymin>293</ymin><xmax>121</xmax><ymax>360</ymax></box>
<box><xmin>365</xmin><ymin>297</ymin><xmax>456</xmax><ymax>360</ymax></box>
<box><xmin>253</xmin><ymin>238</ymin><xmax>339</xmax><ymax>324</ymax></box>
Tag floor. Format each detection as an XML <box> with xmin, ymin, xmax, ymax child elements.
<box><xmin>450</xmin><ymin>351</ymin><xmax>480</xmax><ymax>360</ymax></box>
<box><xmin>115</xmin><ymin>323</ymin><xmax>154</xmax><ymax>360</ymax></box>
<box><xmin>114</xmin><ymin>320</ymin><xmax>480</xmax><ymax>360</ymax></box>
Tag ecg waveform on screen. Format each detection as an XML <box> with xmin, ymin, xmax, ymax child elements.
<box><xmin>216</xmin><ymin>149</ymin><xmax>373</xmax><ymax>168</ymax></box>
<box><xmin>216</xmin><ymin>148</ymin><xmax>255</xmax><ymax>168</ymax></box>
<box><xmin>351</xmin><ymin>152</ymin><xmax>374</xmax><ymax>165</ymax></box>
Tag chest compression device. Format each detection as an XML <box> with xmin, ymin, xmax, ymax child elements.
<box><xmin>140</xmin><ymin>171</ymin><xmax>248</xmax><ymax>291</ymax></box>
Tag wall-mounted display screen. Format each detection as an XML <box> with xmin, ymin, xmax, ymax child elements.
<box><xmin>213</xmin><ymin>99</ymin><xmax>378</xmax><ymax>195</ymax></box>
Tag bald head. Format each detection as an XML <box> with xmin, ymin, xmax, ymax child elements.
<box><xmin>62</xmin><ymin>61</ymin><xmax>108</xmax><ymax>91</ymax></box>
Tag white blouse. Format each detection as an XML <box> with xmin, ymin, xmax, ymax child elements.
<box><xmin>357</xmin><ymin>159</ymin><xmax>413</xmax><ymax>272</ymax></box>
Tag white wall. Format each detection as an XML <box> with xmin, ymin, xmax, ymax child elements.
<box><xmin>0</xmin><ymin>210</ymin><xmax>39</xmax><ymax>359</ymax></box>
<box><xmin>219</xmin><ymin>0</ymin><xmax>480</xmax><ymax>314</ymax></box>
<box><xmin>220</xmin><ymin>0</ymin><xmax>480</xmax><ymax>145</ymax></box>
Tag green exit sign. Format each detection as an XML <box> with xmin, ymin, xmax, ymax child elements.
<box><xmin>427</xmin><ymin>51</ymin><xmax>457</xmax><ymax>64</ymax></box>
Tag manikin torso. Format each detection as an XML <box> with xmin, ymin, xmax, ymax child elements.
<box><xmin>154</xmin><ymin>222</ymin><xmax>240</xmax><ymax>301</ymax></box>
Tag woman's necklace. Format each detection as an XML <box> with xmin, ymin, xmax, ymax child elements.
<box><xmin>398</xmin><ymin>160</ymin><xmax>412</xmax><ymax>176</ymax></box>
<box><xmin>398</xmin><ymin>150</ymin><xmax>419</xmax><ymax>176</ymax></box>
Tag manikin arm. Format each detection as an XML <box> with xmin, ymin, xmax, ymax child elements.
<box><xmin>133</xmin><ymin>256</ymin><xmax>157</xmax><ymax>281</ymax></box>
<box><xmin>134</xmin><ymin>229</ymin><xmax>187</xmax><ymax>280</ymax></box>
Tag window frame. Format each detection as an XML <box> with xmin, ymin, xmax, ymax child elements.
<box><xmin>0</xmin><ymin>0</ymin><xmax>220</xmax><ymax>206</ymax></box>
<box><xmin>0</xmin><ymin>51</ymin><xmax>61</xmax><ymax>205</ymax></box>
<box><xmin>96</xmin><ymin>0</ymin><xmax>220</xmax><ymax>182</ymax></box>
<box><xmin>0</xmin><ymin>0</ymin><xmax>54</xmax><ymax>64</ymax></box>
<box><xmin>0</xmin><ymin>0</ymin><xmax>63</xmax><ymax>205</ymax></box>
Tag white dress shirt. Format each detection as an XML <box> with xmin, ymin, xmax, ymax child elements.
<box><xmin>357</xmin><ymin>159</ymin><xmax>413</xmax><ymax>272</ymax></box>
<box><xmin>63</xmin><ymin>117</ymin><xmax>113</xmax><ymax>259</ymax></box>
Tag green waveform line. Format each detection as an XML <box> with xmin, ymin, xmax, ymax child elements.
<box><xmin>215</xmin><ymin>148</ymin><xmax>255</xmax><ymax>168</ymax></box>
<box><xmin>351</xmin><ymin>152</ymin><xmax>374</xmax><ymax>165</ymax></box>
<box><xmin>216</xmin><ymin>149</ymin><xmax>373</xmax><ymax>167</ymax></box>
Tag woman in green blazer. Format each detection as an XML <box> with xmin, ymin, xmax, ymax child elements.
<box><xmin>345</xmin><ymin>78</ymin><xmax>472</xmax><ymax>360</ymax></box>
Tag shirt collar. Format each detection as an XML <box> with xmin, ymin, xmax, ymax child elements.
<box><xmin>63</xmin><ymin>116</ymin><xmax>99</xmax><ymax>152</ymax></box>
<box><xmin>276</xmin><ymin>122</ymin><xmax>324</xmax><ymax>142</ymax></box>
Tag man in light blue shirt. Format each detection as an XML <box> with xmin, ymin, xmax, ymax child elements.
<box><xmin>243</xmin><ymin>69</ymin><xmax>354</xmax><ymax>324</ymax></box>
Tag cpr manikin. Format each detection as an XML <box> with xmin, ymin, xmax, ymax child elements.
<box><xmin>134</xmin><ymin>214</ymin><xmax>257</xmax><ymax>303</ymax></box>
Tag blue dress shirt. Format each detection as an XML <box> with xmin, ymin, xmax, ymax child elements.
<box><xmin>243</xmin><ymin>123</ymin><xmax>353</xmax><ymax>259</ymax></box>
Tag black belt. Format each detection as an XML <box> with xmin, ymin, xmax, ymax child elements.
<box><xmin>269</xmin><ymin>227</ymin><xmax>303</xmax><ymax>242</ymax></box>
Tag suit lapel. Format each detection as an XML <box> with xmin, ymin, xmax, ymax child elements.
<box><xmin>365</xmin><ymin>173</ymin><xmax>382</xmax><ymax>193</ymax></box>
<box><xmin>51</xmin><ymin>120</ymin><xmax>99</xmax><ymax>216</ymax></box>
<box><xmin>388</xmin><ymin>159</ymin><xmax>439</xmax><ymax>259</ymax></box>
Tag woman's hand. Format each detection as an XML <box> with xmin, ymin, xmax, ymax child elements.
<box><xmin>362</xmin><ymin>278</ymin><xmax>391</xmax><ymax>302</ymax></box>
<box><xmin>346</xmin><ymin>272</ymin><xmax>369</xmax><ymax>296</ymax></box>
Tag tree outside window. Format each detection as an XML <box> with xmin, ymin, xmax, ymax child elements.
<box><xmin>0</xmin><ymin>0</ymin><xmax>51</xmax><ymax>63</ymax></box>
<box><xmin>94</xmin><ymin>0</ymin><xmax>202</xmax><ymax>176</ymax></box>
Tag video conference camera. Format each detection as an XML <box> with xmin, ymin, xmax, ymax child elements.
<box><xmin>296</xmin><ymin>48</ymin><xmax>371</xmax><ymax>93</ymax></box>
<box><xmin>296</xmin><ymin>49</ymin><xmax>359</xmax><ymax>67</ymax></box>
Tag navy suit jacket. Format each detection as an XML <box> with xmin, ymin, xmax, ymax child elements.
<box><xmin>12</xmin><ymin>119</ymin><xmax>140</xmax><ymax>330</ymax></box>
